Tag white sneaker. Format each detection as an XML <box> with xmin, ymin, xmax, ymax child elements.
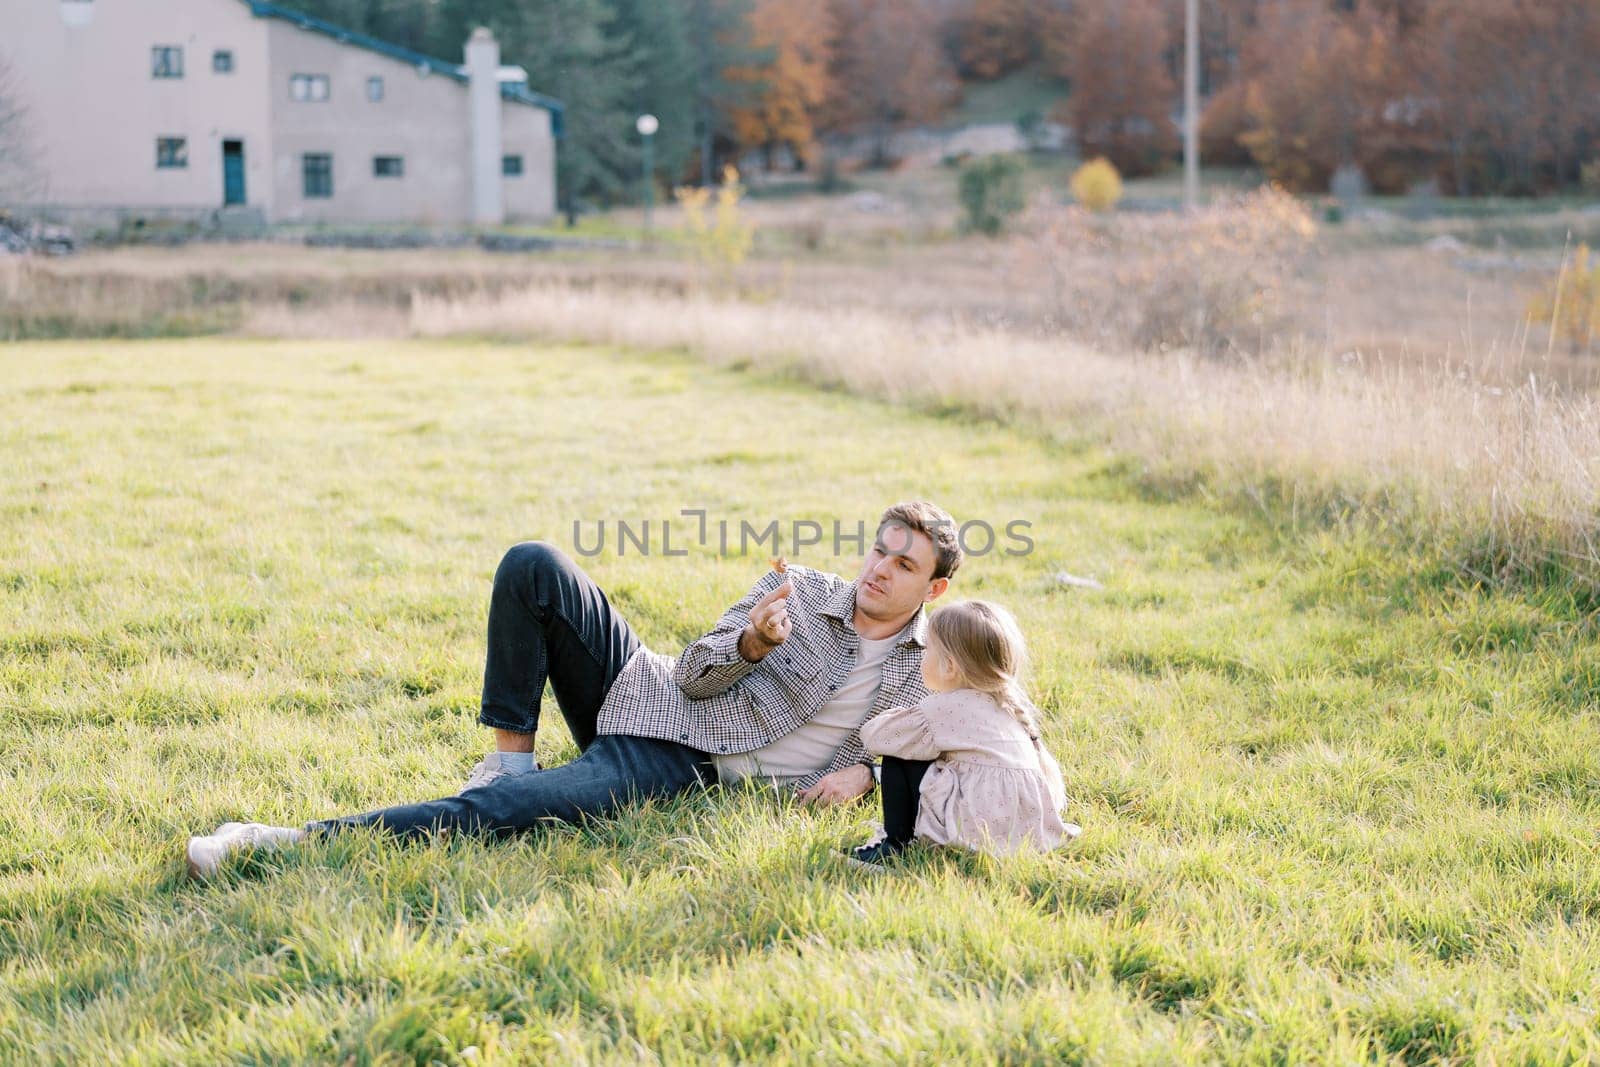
<box><xmin>461</xmin><ymin>751</ymin><xmax>538</xmax><ymax>792</ymax></box>
<box><xmin>185</xmin><ymin>821</ymin><xmax>305</xmax><ymax>880</ymax></box>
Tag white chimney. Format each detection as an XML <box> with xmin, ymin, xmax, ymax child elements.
<box><xmin>60</xmin><ymin>0</ymin><xmax>95</xmax><ymax>26</ymax></box>
<box><xmin>465</xmin><ymin>27</ymin><xmax>504</xmax><ymax>226</ymax></box>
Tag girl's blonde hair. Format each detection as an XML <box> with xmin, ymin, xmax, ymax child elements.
<box><xmin>927</xmin><ymin>600</ymin><xmax>1041</xmax><ymax>741</ymax></box>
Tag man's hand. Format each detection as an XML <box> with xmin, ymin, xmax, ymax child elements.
<box><xmin>738</xmin><ymin>579</ymin><xmax>794</xmax><ymax>662</ymax></box>
<box><xmin>797</xmin><ymin>764</ymin><xmax>874</xmax><ymax>806</ymax></box>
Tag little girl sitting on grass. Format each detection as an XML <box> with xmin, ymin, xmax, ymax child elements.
<box><xmin>847</xmin><ymin>599</ymin><xmax>1078</xmax><ymax>869</ymax></box>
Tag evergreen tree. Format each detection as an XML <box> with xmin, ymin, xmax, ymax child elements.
<box><xmin>610</xmin><ymin>0</ymin><xmax>698</xmax><ymax>186</ymax></box>
<box><xmin>291</xmin><ymin>0</ymin><xmax>644</xmax><ymax>219</ymax></box>
<box><xmin>402</xmin><ymin>0</ymin><xmax>640</xmax><ymax>221</ymax></box>
<box><xmin>678</xmin><ymin>0</ymin><xmax>764</xmax><ymax>183</ymax></box>
<box><xmin>363</xmin><ymin>0</ymin><xmax>446</xmax><ymax>54</ymax></box>
<box><xmin>286</xmin><ymin>0</ymin><xmax>446</xmax><ymax>54</ymax></box>
<box><xmin>483</xmin><ymin>0</ymin><xmax>642</xmax><ymax>222</ymax></box>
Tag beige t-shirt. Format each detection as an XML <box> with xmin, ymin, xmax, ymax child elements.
<box><xmin>713</xmin><ymin>634</ymin><xmax>898</xmax><ymax>786</ymax></box>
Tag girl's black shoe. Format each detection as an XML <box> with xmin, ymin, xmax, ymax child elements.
<box><xmin>843</xmin><ymin>838</ymin><xmax>909</xmax><ymax>872</ymax></box>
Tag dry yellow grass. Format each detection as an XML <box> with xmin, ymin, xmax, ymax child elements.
<box><xmin>411</xmin><ymin>280</ymin><xmax>1600</xmax><ymax>582</ymax></box>
<box><xmin>4</xmin><ymin>194</ymin><xmax>1594</xmax><ymax>583</ymax></box>
<box><xmin>241</xmin><ymin>298</ymin><xmax>412</xmax><ymax>338</ymax></box>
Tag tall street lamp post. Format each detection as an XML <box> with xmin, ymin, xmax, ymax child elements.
<box><xmin>1184</xmin><ymin>0</ymin><xmax>1200</xmax><ymax>213</ymax></box>
<box><xmin>637</xmin><ymin>113</ymin><xmax>659</xmax><ymax>239</ymax></box>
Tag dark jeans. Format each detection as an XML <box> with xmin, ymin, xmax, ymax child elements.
<box><xmin>308</xmin><ymin>541</ymin><xmax>714</xmax><ymax>840</ymax></box>
<box><xmin>880</xmin><ymin>754</ymin><xmax>933</xmax><ymax>845</ymax></box>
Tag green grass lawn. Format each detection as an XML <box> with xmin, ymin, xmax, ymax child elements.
<box><xmin>3</xmin><ymin>338</ymin><xmax>1598</xmax><ymax>1064</ymax></box>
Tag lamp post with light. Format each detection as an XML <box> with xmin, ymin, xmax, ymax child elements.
<box><xmin>637</xmin><ymin>113</ymin><xmax>659</xmax><ymax>238</ymax></box>
<box><xmin>1183</xmin><ymin>0</ymin><xmax>1199</xmax><ymax>212</ymax></box>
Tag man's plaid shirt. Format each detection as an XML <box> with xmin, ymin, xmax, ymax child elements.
<box><xmin>595</xmin><ymin>564</ymin><xmax>930</xmax><ymax>792</ymax></box>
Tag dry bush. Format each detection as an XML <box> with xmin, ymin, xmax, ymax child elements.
<box><xmin>1528</xmin><ymin>243</ymin><xmax>1600</xmax><ymax>355</ymax></box>
<box><xmin>1018</xmin><ymin>186</ymin><xmax>1318</xmax><ymax>357</ymax></box>
<box><xmin>0</xmin><ymin>56</ymin><xmax>42</xmax><ymax>203</ymax></box>
<box><xmin>675</xmin><ymin>166</ymin><xmax>756</xmax><ymax>287</ymax></box>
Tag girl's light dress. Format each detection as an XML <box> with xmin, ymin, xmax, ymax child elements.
<box><xmin>859</xmin><ymin>688</ymin><xmax>1079</xmax><ymax>856</ymax></box>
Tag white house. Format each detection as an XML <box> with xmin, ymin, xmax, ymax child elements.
<box><xmin>0</xmin><ymin>0</ymin><xmax>561</xmax><ymax>226</ymax></box>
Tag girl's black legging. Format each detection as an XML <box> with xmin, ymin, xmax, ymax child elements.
<box><xmin>880</xmin><ymin>755</ymin><xmax>934</xmax><ymax>845</ymax></box>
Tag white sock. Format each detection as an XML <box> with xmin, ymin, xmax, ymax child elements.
<box><xmin>498</xmin><ymin>751</ymin><xmax>536</xmax><ymax>774</ymax></box>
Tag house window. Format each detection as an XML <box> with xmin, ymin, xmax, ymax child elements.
<box><xmin>303</xmin><ymin>153</ymin><xmax>333</xmax><ymax>198</ymax></box>
<box><xmin>373</xmin><ymin>156</ymin><xmax>403</xmax><ymax>178</ymax></box>
<box><xmin>213</xmin><ymin>50</ymin><xmax>234</xmax><ymax>73</ymax></box>
<box><xmin>290</xmin><ymin>73</ymin><xmax>330</xmax><ymax>102</ymax></box>
<box><xmin>151</xmin><ymin>45</ymin><xmax>183</xmax><ymax>78</ymax></box>
<box><xmin>502</xmin><ymin>155</ymin><xmax>524</xmax><ymax>177</ymax></box>
<box><xmin>156</xmin><ymin>137</ymin><xmax>188</xmax><ymax>169</ymax></box>
<box><xmin>366</xmin><ymin>76</ymin><xmax>384</xmax><ymax>102</ymax></box>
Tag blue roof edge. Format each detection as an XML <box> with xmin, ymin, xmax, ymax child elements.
<box><xmin>503</xmin><ymin>85</ymin><xmax>565</xmax><ymax>138</ymax></box>
<box><xmin>243</xmin><ymin>1</ymin><xmax>565</xmax><ymax>136</ymax></box>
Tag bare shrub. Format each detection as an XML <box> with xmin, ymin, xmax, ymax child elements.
<box><xmin>1528</xmin><ymin>243</ymin><xmax>1600</xmax><ymax>356</ymax></box>
<box><xmin>675</xmin><ymin>165</ymin><xmax>756</xmax><ymax>289</ymax></box>
<box><xmin>0</xmin><ymin>55</ymin><xmax>42</xmax><ymax>203</ymax></box>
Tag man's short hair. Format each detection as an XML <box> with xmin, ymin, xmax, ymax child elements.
<box><xmin>878</xmin><ymin>501</ymin><xmax>962</xmax><ymax>581</ymax></box>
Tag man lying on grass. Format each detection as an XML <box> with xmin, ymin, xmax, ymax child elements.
<box><xmin>186</xmin><ymin>501</ymin><xmax>960</xmax><ymax>877</ymax></box>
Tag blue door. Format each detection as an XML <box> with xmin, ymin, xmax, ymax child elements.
<box><xmin>223</xmin><ymin>140</ymin><xmax>245</xmax><ymax>205</ymax></box>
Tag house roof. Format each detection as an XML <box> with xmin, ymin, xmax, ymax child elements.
<box><xmin>242</xmin><ymin>1</ymin><xmax>565</xmax><ymax>136</ymax></box>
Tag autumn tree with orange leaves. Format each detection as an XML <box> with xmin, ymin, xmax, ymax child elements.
<box><xmin>1418</xmin><ymin>0</ymin><xmax>1600</xmax><ymax>194</ymax></box>
<box><xmin>1209</xmin><ymin>0</ymin><xmax>1600</xmax><ymax>195</ymax></box>
<box><xmin>951</xmin><ymin>0</ymin><xmax>1034</xmax><ymax>80</ymax></box>
<box><xmin>828</xmin><ymin>0</ymin><xmax>957</xmax><ymax>167</ymax></box>
<box><xmin>1057</xmin><ymin>0</ymin><xmax>1177</xmax><ymax>178</ymax></box>
<box><xmin>727</xmin><ymin>0</ymin><xmax>837</xmax><ymax>169</ymax></box>
<box><xmin>1229</xmin><ymin>3</ymin><xmax>1396</xmax><ymax>192</ymax></box>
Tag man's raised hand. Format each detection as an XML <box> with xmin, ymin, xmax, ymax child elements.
<box><xmin>738</xmin><ymin>579</ymin><xmax>794</xmax><ymax>662</ymax></box>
